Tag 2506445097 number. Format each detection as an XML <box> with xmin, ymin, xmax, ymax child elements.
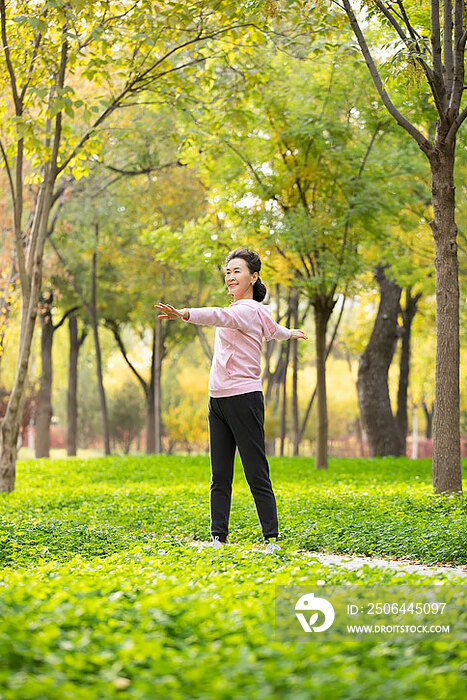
<box><xmin>366</xmin><ymin>602</ymin><xmax>447</xmax><ymax>615</ymax></box>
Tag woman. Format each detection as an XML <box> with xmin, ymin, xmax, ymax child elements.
<box><xmin>154</xmin><ymin>248</ymin><xmax>307</xmax><ymax>553</ymax></box>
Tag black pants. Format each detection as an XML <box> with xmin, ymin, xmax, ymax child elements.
<box><xmin>208</xmin><ymin>391</ymin><xmax>279</xmax><ymax>542</ymax></box>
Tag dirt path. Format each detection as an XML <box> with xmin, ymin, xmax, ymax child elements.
<box><xmin>182</xmin><ymin>537</ymin><xmax>467</xmax><ymax>577</ymax></box>
<box><xmin>301</xmin><ymin>550</ymin><xmax>467</xmax><ymax>578</ymax></box>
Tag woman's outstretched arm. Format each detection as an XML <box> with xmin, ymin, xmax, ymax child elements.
<box><xmin>155</xmin><ymin>302</ymin><xmax>308</xmax><ymax>340</ymax></box>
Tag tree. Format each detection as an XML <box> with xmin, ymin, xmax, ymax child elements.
<box><xmin>355</xmin><ymin>166</ymin><xmax>433</xmax><ymax>455</ymax></box>
<box><xmin>333</xmin><ymin>0</ymin><xmax>465</xmax><ymax>492</ymax></box>
<box><xmin>182</xmin><ymin>36</ymin><xmax>419</xmax><ymax>467</ymax></box>
<box><xmin>0</xmin><ymin>0</ymin><xmax>269</xmax><ymax>492</ymax></box>
<box><xmin>109</xmin><ymin>380</ymin><xmax>145</xmax><ymax>454</ymax></box>
<box><xmin>357</xmin><ymin>264</ymin><xmax>404</xmax><ymax>456</ymax></box>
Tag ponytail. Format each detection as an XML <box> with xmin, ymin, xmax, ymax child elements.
<box><xmin>253</xmin><ymin>277</ymin><xmax>267</xmax><ymax>302</ymax></box>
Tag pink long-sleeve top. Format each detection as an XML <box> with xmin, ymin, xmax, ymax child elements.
<box><xmin>185</xmin><ymin>298</ymin><xmax>292</xmax><ymax>398</ymax></box>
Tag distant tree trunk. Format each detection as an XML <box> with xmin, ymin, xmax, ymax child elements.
<box><xmin>422</xmin><ymin>401</ymin><xmax>434</xmax><ymax>440</ymax></box>
<box><xmin>35</xmin><ymin>293</ymin><xmax>54</xmax><ymax>458</ymax></box>
<box><xmin>91</xmin><ymin>225</ymin><xmax>110</xmax><ymax>455</ymax></box>
<box><xmin>279</xmin><ymin>342</ymin><xmax>290</xmax><ymax>457</ymax></box>
<box><xmin>411</xmin><ymin>405</ymin><xmax>418</xmax><ymax>459</ymax></box>
<box><xmin>67</xmin><ymin>316</ymin><xmax>78</xmax><ymax>457</ymax></box>
<box><xmin>291</xmin><ymin>289</ymin><xmax>300</xmax><ymax>456</ymax></box>
<box><xmin>298</xmin><ymin>295</ymin><xmax>345</xmax><ymax>444</ymax></box>
<box><xmin>313</xmin><ymin>295</ymin><xmax>335</xmax><ymax>469</ymax></box>
<box><xmin>154</xmin><ymin>316</ymin><xmax>162</xmax><ymax>453</ymax></box>
<box><xmin>146</xmin><ymin>384</ymin><xmax>156</xmax><ymax>454</ymax></box>
<box><xmin>146</xmin><ymin>324</ymin><xmax>156</xmax><ymax>454</ymax></box>
<box><xmin>396</xmin><ymin>288</ymin><xmax>422</xmax><ymax>454</ymax></box>
<box><xmin>67</xmin><ymin>316</ymin><xmax>87</xmax><ymax>457</ymax></box>
<box><xmin>357</xmin><ymin>264</ymin><xmax>403</xmax><ymax>457</ymax></box>
<box><xmin>263</xmin><ymin>284</ymin><xmax>288</xmax><ymax>405</ymax></box>
<box><xmin>0</xmin><ymin>262</ymin><xmax>18</xmax><ymax>377</ymax></box>
<box><xmin>278</xmin><ymin>289</ymin><xmax>294</xmax><ymax>457</ymax></box>
<box><xmin>35</xmin><ymin>294</ymin><xmax>80</xmax><ymax>459</ymax></box>
<box><xmin>262</xmin><ymin>285</ymin><xmax>291</xmax><ymax>456</ymax></box>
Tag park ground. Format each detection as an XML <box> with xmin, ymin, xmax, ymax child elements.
<box><xmin>0</xmin><ymin>455</ymin><xmax>466</xmax><ymax>699</ymax></box>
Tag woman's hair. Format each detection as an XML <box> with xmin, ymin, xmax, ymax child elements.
<box><xmin>224</xmin><ymin>248</ymin><xmax>267</xmax><ymax>302</ymax></box>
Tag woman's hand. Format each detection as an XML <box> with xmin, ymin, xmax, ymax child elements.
<box><xmin>290</xmin><ymin>329</ymin><xmax>308</xmax><ymax>340</ymax></box>
<box><xmin>154</xmin><ymin>303</ymin><xmax>189</xmax><ymax>320</ymax></box>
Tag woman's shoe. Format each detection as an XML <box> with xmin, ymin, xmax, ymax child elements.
<box><xmin>199</xmin><ymin>535</ymin><xmax>227</xmax><ymax>549</ymax></box>
<box><xmin>265</xmin><ymin>541</ymin><xmax>281</xmax><ymax>554</ymax></box>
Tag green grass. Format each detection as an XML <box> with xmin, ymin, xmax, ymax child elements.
<box><xmin>1</xmin><ymin>455</ymin><xmax>466</xmax><ymax>568</ymax></box>
<box><xmin>0</xmin><ymin>455</ymin><xmax>466</xmax><ymax>699</ymax></box>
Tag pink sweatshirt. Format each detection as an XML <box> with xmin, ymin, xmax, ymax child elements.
<box><xmin>185</xmin><ymin>298</ymin><xmax>292</xmax><ymax>397</ymax></box>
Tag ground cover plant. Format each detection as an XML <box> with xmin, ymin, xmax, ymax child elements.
<box><xmin>0</xmin><ymin>456</ymin><xmax>466</xmax><ymax>698</ymax></box>
<box><xmin>1</xmin><ymin>456</ymin><xmax>465</xmax><ymax>569</ymax></box>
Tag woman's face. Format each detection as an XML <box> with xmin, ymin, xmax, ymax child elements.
<box><xmin>225</xmin><ymin>257</ymin><xmax>258</xmax><ymax>301</ymax></box>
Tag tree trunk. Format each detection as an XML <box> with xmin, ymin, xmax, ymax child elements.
<box><xmin>145</xmin><ymin>385</ymin><xmax>156</xmax><ymax>454</ymax></box>
<box><xmin>279</xmin><ymin>342</ymin><xmax>290</xmax><ymax>457</ymax></box>
<box><xmin>357</xmin><ymin>264</ymin><xmax>403</xmax><ymax>457</ymax></box>
<box><xmin>153</xmin><ymin>317</ymin><xmax>162</xmax><ymax>453</ymax></box>
<box><xmin>0</xmin><ymin>178</ymin><xmax>54</xmax><ymax>492</ymax></box>
<box><xmin>67</xmin><ymin>316</ymin><xmax>86</xmax><ymax>456</ymax></box>
<box><xmin>422</xmin><ymin>401</ymin><xmax>433</xmax><ymax>440</ymax></box>
<box><xmin>67</xmin><ymin>316</ymin><xmax>79</xmax><ymax>457</ymax></box>
<box><xmin>90</xmin><ymin>230</ymin><xmax>110</xmax><ymax>456</ymax></box>
<box><xmin>298</xmin><ymin>295</ymin><xmax>345</xmax><ymax>444</ymax></box>
<box><xmin>263</xmin><ymin>283</ymin><xmax>286</xmax><ymax>404</ymax></box>
<box><xmin>429</xmin><ymin>148</ymin><xmax>461</xmax><ymax>494</ymax></box>
<box><xmin>396</xmin><ymin>288</ymin><xmax>421</xmax><ymax>455</ymax></box>
<box><xmin>0</xmin><ymin>262</ymin><xmax>17</xmax><ymax>377</ymax></box>
<box><xmin>313</xmin><ymin>296</ymin><xmax>334</xmax><ymax>469</ymax></box>
<box><xmin>291</xmin><ymin>289</ymin><xmax>300</xmax><ymax>456</ymax></box>
<box><xmin>35</xmin><ymin>292</ymin><xmax>54</xmax><ymax>458</ymax></box>
<box><xmin>411</xmin><ymin>405</ymin><xmax>418</xmax><ymax>459</ymax></box>
<box><xmin>339</xmin><ymin>0</ymin><xmax>463</xmax><ymax>493</ymax></box>
<box><xmin>144</xmin><ymin>325</ymin><xmax>156</xmax><ymax>455</ymax></box>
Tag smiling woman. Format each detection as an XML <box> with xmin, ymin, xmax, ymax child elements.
<box><xmin>154</xmin><ymin>248</ymin><xmax>308</xmax><ymax>553</ymax></box>
<box><xmin>224</xmin><ymin>249</ymin><xmax>265</xmax><ymax>302</ymax></box>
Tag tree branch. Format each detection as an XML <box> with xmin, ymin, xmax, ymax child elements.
<box><xmin>50</xmin><ymin>37</ymin><xmax>68</xmax><ymax>178</ymax></box>
<box><xmin>430</xmin><ymin>0</ymin><xmax>443</xmax><ymax>80</ymax></box>
<box><xmin>341</xmin><ymin>0</ymin><xmax>433</xmax><ymax>156</ymax></box>
<box><xmin>0</xmin><ymin>138</ymin><xmax>16</xmax><ymax>211</ymax></box>
<box><xmin>333</xmin><ymin>123</ymin><xmax>382</xmax><ymax>288</ymax></box>
<box><xmin>446</xmin><ymin>103</ymin><xmax>467</xmax><ymax>144</ymax></box>
<box><xmin>388</xmin><ymin>0</ymin><xmax>446</xmax><ymax>114</ymax></box>
<box><xmin>101</xmin><ymin>159</ymin><xmax>185</xmax><ymax>177</ymax></box>
<box><xmin>26</xmin><ymin>36</ymin><xmax>68</xmax><ymax>279</ymax></box>
<box><xmin>107</xmin><ymin>319</ymin><xmax>148</xmax><ymax>392</ymax></box>
<box><xmin>449</xmin><ymin>0</ymin><xmax>465</xmax><ymax>110</ymax></box>
<box><xmin>53</xmin><ymin>305</ymin><xmax>81</xmax><ymax>332</ymax></box>
<box><xmin>57</xmin><ymin>22</ymin><xmax>263</xmax><ymax>176</ymax></box>
<box><xmin>0</xmin><ymin>0</ymin><xmax>20</xmax><ymax>111</ymax></box>
<box><xmin>19</xmin><ymin>21</ymin><xmax>44</xmax><ymax>103</ymax></box>
<box><xmin>443</xmin><ymin>0</ymin><xmax>454</xmax><ymax>98</ymax></box>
